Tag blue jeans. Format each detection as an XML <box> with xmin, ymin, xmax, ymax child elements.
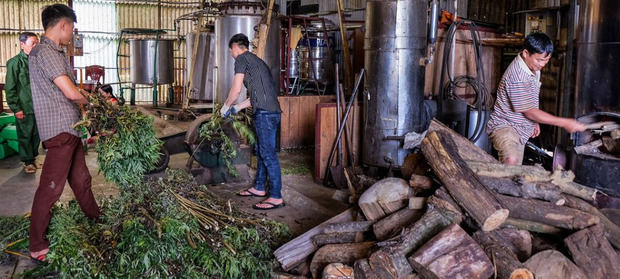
<box><xmin>253</xmin><ymin>109</ymin><xmax>282</xmax><ymax>199</ymax></box>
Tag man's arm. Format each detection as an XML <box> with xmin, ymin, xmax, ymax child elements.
<box><xmin>522</xmin><ymin>108</ymin><xmax>586</xmax><ymax>133</ymax></box>
<box><xmin>53</xmin><ymin>75</ymin><xmax>88</xmax><ymax>105</ymax></box>
<box><xmin>224</xmin><ymin>73</ymin><xmax>245</xmax><ymax>107</ymax></box>
<box><xmin>4</xmin><ymin>59</ymin><xmax>24</xmax><ymax>114</ymax></box>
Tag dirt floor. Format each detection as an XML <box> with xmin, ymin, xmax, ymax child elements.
<box><xmin>0</xmin><ymin>113</ymin><xmax>349</xmax><ymax>277</ymax></box>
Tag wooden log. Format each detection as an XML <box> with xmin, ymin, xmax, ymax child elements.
<box><xmin>323</xmin><ymin>221</ymin><xmax>374</xmax><ymax>234</ymax></box>
<box><xmin>562</xmin><ymin>195</ymin><xmax>620</xmax><ymax>248</ymax></box>
<box><xmin>275</xmin><ymin>208</ymin><xmax>357</xmax><ymax>271</ymax></box>
<box><xmin>489</xmin><ymin>228</ymin><xmax>532</xmax><ymax>262</ymax></box>
<box><xmin>353</xmin><ymin>259</ymin><xmax>380</xmax><ymax>279</ymax></box>
<box><xmin>466</xmin><ymin>161</ymin><xmax>599</xmax><ymax>202</ymax></box>
<box><xmin>409</xmin><ymin>175</ymin><xmax>433</xmax><ymax>192</ymax></box>
<box><xmin>501</xmin><ymin>218</ymin><xmax>564</xmax><ymax>234</ymax></box>
<box><xmin>479</xmin><ymin>176</ymin><xmax>565</xmax><ymax>205</ymax></box>
<box><xmin>495</xmin><ymin>194</ymin><xmax>599</xmax><ymax>230</ymax></box>
<box><xmin>358</xmin><ymin>177</ymin><xmax>413</xmax><ymax>221</ymax></box>
<box><xmin>473</xmin><ymin>231</ymin><xmax>534</xmax><ymax>279</ymax></box>
<box><xmin>408</xmin><ymin>224</ymin><xmax>494</xmax><ymax>279</ymax></box>
<box><xmin>428</xmin><ymin>119</ymin><xmax>497</xmax><ymax>163</ymax></box>
<box><xmin>310</xmin><ymin>242</ymin><xmax>374</xmax><ymax>279</ymax></box>
<box><xmin>312</xmin><ymin>232</ymin><xmax>364</xmax><ymax>247</ymax></box>
<box><xmin>564</xmin><ymin>224</ymin><xmax>620</xmax><ymax>279</ymax></box>
<box><xmin>373</xmin><ymin>208</ymin><xmax>425</xmax><ymax>241</ymax></box>
<box><xmin>368</xmin><ymin>196</ymin><xmax>463</xmax><ymax>278</ymax></box>
<box><xmin>421</xmin><ymin>130</ymin><xmax>509</xmax><ymax>231</ymax></box>
<box><xmin>322</xmin><ymin>263</ymin><xmax>354</xmax><ymax>279</ymax></box>
<box><xmin>401</xmin><ymin>153</ymin><xmax>430</xmax><ymax>179</ymax></box>
<box><xmin>407</xmin><ymin>197</ymin><xmax>427</xmax><ymax>210</ymax></box>
<box><xmin>524</xmin><ymin>250</ymin><xmax>588</xmax><ymax>279</ymax></box>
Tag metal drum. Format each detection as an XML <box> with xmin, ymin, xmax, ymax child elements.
<box><xmin>362</xmin><ymin>0</ymin><xmax>428</xmax><ymax>168</ymax></box>
<box><xmin>287</xmin><ymin>46</ymin><xmax>300</xmax><ymax>78</ymax></box>
<box><xmin>186</xmin><ymin>31</ymin><xmax>216</xmax><ymax>101</ymax></box>
<box><xmin>214</xmin><ymin>0</ymin><xmax>281</xmax><ymax>104</ymax></box>
<box><xmin>129</xmin><ymin>39</ymin><xmax>174</xmax><ymax>84</ymax></box>
<box><xmin>298</xmin><ymin>34</ymin><xmax>334</xmax><ymax>85</ymax></box>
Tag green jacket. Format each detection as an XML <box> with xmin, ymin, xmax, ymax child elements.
<box><xmin>5</xmin><ymin>50</ymin><xmax>34</xmax><ymax>114</ymax></box>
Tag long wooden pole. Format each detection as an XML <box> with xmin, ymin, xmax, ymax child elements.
<box><xmin>336</xmin><ymin>0</ymin><xmax>352</xmax><ymax>94</ymax></box>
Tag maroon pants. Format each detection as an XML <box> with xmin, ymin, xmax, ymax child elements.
<box><xmin>29</xmin><ymin>133</ymin><xmax>100</xmax><ymax>252</ymax></box>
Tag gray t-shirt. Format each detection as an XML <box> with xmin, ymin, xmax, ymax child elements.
<box><xmin>234</xmin><ymin>51</ymin><xmax>281</xmax><ymax>113</ymax></box>
<box><xmin>29</xmin><ymin>35</ymin><xmax>81</xmax><ymax>142</ymax></box>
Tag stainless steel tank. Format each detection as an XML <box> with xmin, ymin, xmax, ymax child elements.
<box><xmin>362</xmin><ymin>0</ymin><xmax>428</xmax><ymax>168</ymax></box>
<box><xmin>129</xmin><ymin>39</ymin><xmax>174</xmax><ymax>84</ymax></box>
<box><xmin>287</xmin><ymin>46</ymin><xmax>300</xmax><ymax>78</ymax></box>
<box><xmin>214</xmin><ymin>0</ymin><xmax>281</xmax><ymax>104</ymax></box>
<box><xmin>574</xmin><ymin>0</ymin><xmax>620</xmax><ymax>116</ymax></box>
<box><xmin>298</xmin><ymin>22</ymin><xmax>335</xmax><ymax>86</ymax></box>
<box><xmin>186</xmin><ymin>31</ymin><xmax>216</xmax><ymax>101</ymax></box>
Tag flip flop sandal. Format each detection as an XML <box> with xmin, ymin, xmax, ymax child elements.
<box><xmin>237</xmin><ymin>189</ymin><xmax>267</xmax><ymax>197</ymax></box>
<box><xmin>30</xmin><ymin>253</ymin><xmax>47</xmax><ymax>264</ymax></box>
<box><xmin>252</xmin><ymin>201</ymin><xmax>285</xmax><ymax>210</ymax></box>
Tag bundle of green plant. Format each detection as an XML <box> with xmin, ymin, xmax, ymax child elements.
<box><xmin>74</xmin><ymin>92</ymin><xmax>163</xmax><ymax>187</ymax></box>
<box><xmin>0</xmin><ymin>215</ymin><xmax>30</xmax><ymax>265</ymax></box>
<box><xmin>199</xmin><ymin>104</ymin><xmax>255</xmax><ymax>177</ymax></box>
<box><xmin>0</xmin><ymin>169</ymin><xmax>290</xmax><ymax>278</ymax></box>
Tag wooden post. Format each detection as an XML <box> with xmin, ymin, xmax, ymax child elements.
<box><xmin>336</xmin><ymin>0</ymin><xmax>352</xmax><ymax>93</ymax></box>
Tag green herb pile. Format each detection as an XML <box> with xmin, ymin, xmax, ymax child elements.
<box><xmin>199</xmin><ymin>104</ymin><xmax>256</xmax><ymax>177</ymax></box>
<box><xmin>1</xmin><ymin>170</ymin><xmax>291</xmax><ymax>278</ymax></box>
<box><xmin>75</xmin><ymin>92</ymin><xmax>163</xmax><ymax>187</ymax></box>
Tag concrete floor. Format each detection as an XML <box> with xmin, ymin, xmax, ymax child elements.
<box><xmin>0</xmin><ymin>120</ymin><xmax>348</xmax><ymax>277</ymax></box>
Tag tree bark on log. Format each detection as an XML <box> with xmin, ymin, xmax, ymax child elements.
<box><xmin>322</xmin><ymin>263</ymin><xmax>354</xmax><ymax>279</ymax></box>
<box><xmin>421</xmin><ymin>130</ymin><xmax>509</xmax><ymax>231</ymax></box>
<box><xmin>408</xmin><ymin>224</ymin><xmax>494</xmax><ymax>279</ymax></box>
<box><xmin>562</xmin><ymin>195</ymin><xmax>620</xmax><ymax>249</ymax></box>
<box><xmin>472</xmin><ymin>231</ymin><xmax>534</xmax><ymax>279</ymax></box>
<box><xmin>479</xmin><ymin>176</ymin><xmax>565</xmax><ymax>205</ymax></box>
<box><xmin>524</xmin><ymin>250</ymin><xmax>587</xmax><ymax>279</ymax></box>
<box><xmin>409</xmin><ymin>175</ymin><xmax>433</xmax><ymax>193</ymax></box>
<box><xmin>373</xmin><ymin>208</ymin><xmax>425</xmax><ymax>241</ymax></box>
<box><xmin>312</xmin><ymin>232</ymin><xmax>364</xmax><ymax>247</ymax></box>
<box><xmin>368</xmin><ymin>195</ymin><xmax>463</xmax><ymax>279</ymax></box>
<box><xmin>466</xmin><ymin>161</ymin><xmax>598</xmax><ymax>202</ymax></box>
<box><xmin>564</xmin><ymin>224</ymin><xmax>620</xmax><ymax>279</ymax></box>
<box><xmin>323</xmin><ymin>221</ymin><xmax>374</xmax><ymax>234</ymax></box>
<box><xmin>354</xmin><ymin>259</ymin><xmax>380</xmax><ymax>279</ymax></box>
<box><xmin>489</xmin><ymin>228</ymin><xmax>532</xmax><ymax>262</ymax></box>
<box><xmin>428</xmin><ymin>120</ymin><xmax>497</xmax><ymax>163</ymax></box>
<box><xmin>501</xmin><ymin>218</ymin><xmax>564</xmax><ymax>235</ymax></box>
<box><xmin>310</xmin><ymin>242</ymin><xmax>374</xmax><ymax>279</ymax></box>
<box><xmin>275</xmin><ymin>208</ymin><xmax>357</xmax><ymax>271</ymax></box>
<box><xmin>495</xmin><ymin>194</ymin><xmax>599</xmax><ymax>230</ymax></box>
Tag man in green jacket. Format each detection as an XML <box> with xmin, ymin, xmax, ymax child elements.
<box><xmin>5</xmin><ymin>32</ymin><xmax>40</xmax><ymax>174</ymax></box>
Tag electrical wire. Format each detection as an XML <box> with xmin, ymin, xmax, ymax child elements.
<box><xmin>438</xmin><ymin>20</ymin><xmax>493</xmax><ymax>143</ymax></box>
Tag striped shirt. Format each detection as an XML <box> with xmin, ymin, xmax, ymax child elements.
<box><xmin>487</xmin><ymin>53</ymin><xmax>541</xmax><ymax>144</ymax></box>
<box><xmin>234</xmin><ymin>51</ymin><xmax>281</xmax><ymax>113</ymax></box>
<box><xmin>29</xmin><ymin>35</ymin><xmax>81</xmax><ymax>142</ymax></box>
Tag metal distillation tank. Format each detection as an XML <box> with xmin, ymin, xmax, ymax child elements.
<box><xmin>129</xmin><ymin>39</ymin><xmax>174</xmax><ymax>85</ymax></box>
<box><xmin>214</xmin><ymin>0</ymin><xmax>281</xmax><ymax>104</ymax></box>
<box><xmin>362</xmin><ymin>0</ymin><xmax>429</xmax><ymax>168</ymax></box>
<box><xmin>186</xmin><ymin>30</ymin><xmax>216</xmax><ymax>101</ymax></box>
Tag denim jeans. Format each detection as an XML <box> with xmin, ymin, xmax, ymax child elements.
<box><xmin>253</xmin><ymin>109</ymin><xmax>283</xmax><ymax>199</ymax></box>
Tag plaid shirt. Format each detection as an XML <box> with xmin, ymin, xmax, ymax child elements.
<box><xmin>487</xmin><ymin>53</ymin><xmax>541</xmax><ymax>144</ymax></box>
<box><xmin>29</xmin><ymin>35</ymin><xmax>81</xmax><ymax>142</ymax></box>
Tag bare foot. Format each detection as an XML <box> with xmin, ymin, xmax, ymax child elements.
<box><xmin>30</xmin><ymin>248</ymin><xmax>49</xmax><ymax>261</ymax></box>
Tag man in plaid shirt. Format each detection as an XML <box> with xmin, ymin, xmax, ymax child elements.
<box><xmin>27</xmin><ymin>4</ymin><xmax>100</xmax><ymax>261</ymax></box>
<box><xmin>487</xmin><ymin>32</ymin><xmax>586</xmax><ymax>165</ymax></box>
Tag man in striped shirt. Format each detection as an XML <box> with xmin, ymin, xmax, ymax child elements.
<box><xmin>487</xmin><ymin>33</ymin><xmax>586</xmax><ymax>165</ymax></box>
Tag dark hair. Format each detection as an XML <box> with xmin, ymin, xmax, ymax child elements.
<box><xmin>19</xmin><ymin>32</ymin><xmax>37</xmax><ymax>43</ymax></box>
<box><xmin>524</xmin><ymin>32</ymin><xmax>553</xmax><ymax>56</ymax></box>
<box><xmin>228</xmin><ymin>33</ymin><xmax>249</xmax><ymax>49</ymax></box>
<box><xmin>99</xmin><ymin>84</ymin><xmax>116</xmax><ymax>98</ymax></box>
<box><xmin>41</xmin><ymin>4</ymin><xmax>77</xmax><ymax>30</ymax></box>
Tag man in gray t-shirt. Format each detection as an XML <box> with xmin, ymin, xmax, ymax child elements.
<box><xmin>221</xmin><ymin>33</ymin><xmax>284</xmax><ymax>211</ymax></box>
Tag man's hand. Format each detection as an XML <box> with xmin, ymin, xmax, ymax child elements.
<box><xmin>562</xmin><ymin>119</ymin><xmax>587</xmax><ymax>133</ymax></box>
<box><xmin>531</xmin><ymin>123</ymin><xmax>540</xmax><ymax>138</ymax></box>
<box><xmin>221</xmin><ymin>104</ymin><xmax>231</xmax><ymax>118</ymax></box>
<box><xmin>15</xmin><ymin>111</ymin><xmax>25</xmax><ymax>120</ymax></box>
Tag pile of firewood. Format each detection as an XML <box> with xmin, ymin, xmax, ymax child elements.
<box><xmin>274</xmin><ymin>120</ymin><xmax>620</xmax><ymax>279</ymax></box>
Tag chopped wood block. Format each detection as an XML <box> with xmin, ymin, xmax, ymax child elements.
<box><xmin>524</xmin><ymin>250</ymin><xmax>587</xmax><ymax>279</ymax></box>
<box><xmin>408</xmin><ymin>197</ymin><xmax>427</xmax><ymax>210</ymax></box>
<box><xmin>310</xmin><ymin>242</ymin><xmax>374</xmax><ymax>279</ymax></box>
<box><xmin>563</xmin><ymin>195</ymin><xmax>620</xmax><ymax>248</ymax></box>
<box><xmin>421</xmin><ymin>130</ymin><xmax>508</xmax><ymax>231</ymax></box>
<box><xmin>473</xmin><ymin>231</ymin><xmax>534</xmax><ymax>279</ymax></box>
<box><xmin>495</xmin><ymin>194</ymin><xmax>599</xmax><ymax>230</ymax></box>
<box><xmin>490</xmin><ymin>228</ymin><xmax>532</xmax><ymax>262</ymax></box>
<box><xmin>322</xmin><ymin>263</ymin><xmax>354</xmax><ymax>279</ymax></box>
<box><xmin>564</xmin><ymin>225</ymin><xmax>620</xmax><ymax>279</ymax></box>
<box><xmin>373</xmin><ymin>208</ymin><xmax>425</xmax><ymax>241</ymax></box>
<box><xmin>358</xmin><ymin>178</ymin><xmax>414</xmax><ymax>221</ymax></box>
<box><xmin>409</xmin><ymin>175</ymin><xmax>433</xmax><ymax>192</ymax></box>
<box><xmin>353</xmin><ymin>259</ymin><xmax>380</xmax><ymax>279</ymax></box>
<box><xmin>409</xmin><ymin>224</ymin><xmax>494</xmax><ymax>279</ymax></box>
<box><xmin>401</xmin><ymin>153</ymin><xmax>430</xmax><ymax>179</ymax></box>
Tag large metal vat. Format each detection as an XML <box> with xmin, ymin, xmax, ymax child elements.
<box><xmin>362</xmin><ymin>0</ymin><xmax>428</xmax><ymax>168</ymax></box>
<box><xmin>298</xmin><ymin>22</ymin><xmax>335</xmax><ymax>86</ymax></box>
<box><xmin>129</xmin><ymin>39</ymin><xmax>174</xmax><ymax>84</ymax></box>
<box><xmin>574</xmin><ymin>0</ymin><xmax>620</xmax><ymax>116</ymax></box>
<box><xmin>186</xmin><ymin>31</ymin><xmax>216</xmax><ymax>101</ymax></box>
<box><xmin>214</xmin><ymin>0</ymin><xmax>281</xmax><ymax>104</ymax></box>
